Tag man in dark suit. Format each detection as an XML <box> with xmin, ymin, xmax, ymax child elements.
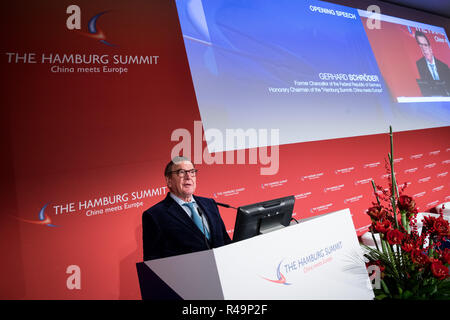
<box><xmin>415</xmin><ymin>30</ymin><xmax>450</xmax><ymax>94</ymax></box>
<box><xmin>142</xmin><ymin>157</ymin><xmax>231</xmax><ymax>261</ymax></box>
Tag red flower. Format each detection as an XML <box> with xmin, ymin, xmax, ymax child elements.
<box><xmin>411</xmin><ymin>249</ymin><xmax>429</xmax><ymax>266</ymax></box>
<box><xmin>386</xmin><ymin>229</ymin><xmax>405</xmax><ymax>245</ymax></box>
<box><xmin>441</xmin><ymin>249</ymin><xmax>450</xmax><ymax>265</ymax></box>
<box><xmin>422</xmin><ymin>215</ymin><xmax>434</xmax><ymax>227</ymax></box>
<box><xmin>422</xmin><ymin>215</ymin><xmax>437</xmax><ymax>234</ymax></box>
<box><xmin>401</xmin><ymin>240</ymin><xmax>415</xmax><ymax>252</ymax></box>
<box><xmin>397</xmin><ymin>195</ymin><xmax>416</xmax><ymax>213</ymax></box>
<box><xmin>433</xmin><ymin>217</ymin><xmax>449</xmax><ymax>237</ymax></box>
<box><xmin>367</xmin><ymin>206</ymin><xmax>388</xmax><ymax>222</ymax></box>
<box><xmin>431</xmin><ymin>261</ymin><xmax>449</xmax><ymax>280</ymax></box>
<box><xmin>375</xmin><ymin>220</ymin><xmax>392</xmax><ymax>234</ymax></box>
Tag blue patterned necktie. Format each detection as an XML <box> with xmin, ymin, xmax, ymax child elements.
<box><xmin>431</xmin><ymin>63</ymin><xmax>439</xmax><ymax>80</ymax></box>
<box><xmin>183</xmin><ymin>202</ymin><xmax>210</xmax><ymax>240</ymax></box>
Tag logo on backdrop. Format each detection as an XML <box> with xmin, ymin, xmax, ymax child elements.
<box><xmin>13</xmin><ymin>186</ymin><xmax>168</xmax><ymax>227</ymax></box>
<box><xmin>15</xmin><ymin>203</ymin><xmax>60</xmax><ymax>227</ymax></box>
<box><xmin>66</xmin><ymin>5</ymin><xmax>117</xmax><ymax>47</ymax></box>
<box><xmin>4</xmin><ymin>5</ymin><xmax>159</xmax><ymax>74</ymax></box>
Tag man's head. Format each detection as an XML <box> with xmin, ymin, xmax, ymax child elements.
<box><xmin>164</xmin><ymin>156</ymin><xmax>197</xmax><ymax>201</ymax></box>
<box><xmin>415</xmin><ymin>31</ymin><xmax>434</xmax><ymax>63</ymax></box>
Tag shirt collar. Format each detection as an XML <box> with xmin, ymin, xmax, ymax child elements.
<box><xmin>426</xmin><ymin>56</ymin><xmax>436</xmax><ymax>66</ymax></box>
<box><xmin>169</xmin><ymin>192</ymin><xmax>195</xmax><ymax>206</ymax></box>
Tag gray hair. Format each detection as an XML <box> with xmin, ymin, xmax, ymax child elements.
<box><xmin>164</xmin><ymin>156</ymin><xmax>192</xmax><ymax>177</ymax></box>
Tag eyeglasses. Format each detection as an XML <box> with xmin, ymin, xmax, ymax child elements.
<box><xmin>169</xmin><ymin>169</ymin><xmax>198</xmax><ymax>177</ymax></box>
<box><xmin>418</xmin><ymin>42</ymin><xmax>430</xmax><ymax>48</ymax></box>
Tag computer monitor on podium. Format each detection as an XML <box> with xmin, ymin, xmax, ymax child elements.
<box><xmin>416</xmin><ymin>79</ymin><xmax>450</xmax><ymax>97</ymax></box>
<box><xmin>232</xmin><ymin>195</ymin><xmax>295</xmax><ymax>242</ymax></box>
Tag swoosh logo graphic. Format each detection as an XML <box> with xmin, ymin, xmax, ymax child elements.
<box><xmin>77</xmin><ymin>11</ymin><xmax>117</xmax><ymax>47</ymax></box>
<box><xmin>15</xmin><ymin>203</ymin><xmax>59</xmax><ymax>227</ymax></box>
<box><xmin>261</xmin><ymin>260</ymin><xmax>291</xmax><ymax>285</ymax></box>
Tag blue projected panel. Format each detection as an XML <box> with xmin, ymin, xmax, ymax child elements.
<box><xmin>176</xmin><ymin>0</ymin><xmax>450</xmax><ymax>151</ymax></box>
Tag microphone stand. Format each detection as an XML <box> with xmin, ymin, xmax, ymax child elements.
<box><xmin>215</xmin><ymin>201</ymin><xmax>238</xmax><ymax>210</ymax></box>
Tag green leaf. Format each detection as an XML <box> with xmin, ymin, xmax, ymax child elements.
<box><xmin>402</xmin><ymin>290</ymin><xmax>413</xmax><ymax>299</ymax></box>
<box><xmin>375</xmin><ymin>293</ymin><xmax>388</xmax><ymax>300</ymax></box>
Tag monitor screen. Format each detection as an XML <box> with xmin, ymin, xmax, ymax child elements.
<box><xmin>232</xmin><ymin>195</ymin><xmax>295</xmax><ymax>242</ymax></box>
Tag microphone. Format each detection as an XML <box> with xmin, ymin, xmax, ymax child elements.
<box><xmin>215</xmin><ymin>201</ymin><xmax>238</xmax><ymax>210</ymax></box>
<box><xmin>196</xmin><ymin>206</ymin><xmax>211</xmax><ymax>250</ymax></box>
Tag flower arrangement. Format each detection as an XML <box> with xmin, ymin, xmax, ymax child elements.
<box><xmin>363</xmin><ymin>126</ymin><xmax>450</xmax><ymax>299</ymax></box>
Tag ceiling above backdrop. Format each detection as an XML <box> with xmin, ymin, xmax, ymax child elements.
<box><xmin>380</xmin><ymin>0</ymin><xmax>450</xmax><ymax>19</ymax></box>
<box><xmin>325</xmin><ymin>0</ymin><xmax>450</xmax><ymax>32</ymax></box>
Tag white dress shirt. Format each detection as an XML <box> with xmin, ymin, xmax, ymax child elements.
<box><xmin>169</xmin><ymin>192</ymin><xmax>211</xmax><ymax>234</ymax></box>
<box><xmin>426</xmin><ymin>57</ymin><xmax>440</xmax><ymax>80</ymax></box>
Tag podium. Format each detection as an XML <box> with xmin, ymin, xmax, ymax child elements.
<box><xmin>136</xmin><ymin>208</ymin><xmax>374</xmax><ymax>300</ymax></box>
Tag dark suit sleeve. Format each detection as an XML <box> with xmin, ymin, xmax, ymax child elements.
<box><xmin>416</xmin><ymin>58</ymin><xmax>431</xmax><ymax>80</ymax></box>
<box><xmin>142</xmin><ymin>210</ymin><xmax>164</xmax><ymax>261</ymax></box>
<box><xmin>221</xmin><ymin>220</ymin><xmax>232</xmax><ymax>245</ymax></box>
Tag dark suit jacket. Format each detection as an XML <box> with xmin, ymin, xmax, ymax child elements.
<box><xmin>142</xmin><ymin>193</ymin><xmax>232</xmax><ymax>261</ymax></box>
<box><xmin>416</xmin><ymin>56</ymin><xmax>450</xmax><ymax>84</ymax></box>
